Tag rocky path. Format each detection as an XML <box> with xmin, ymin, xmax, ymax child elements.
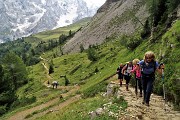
<box><xmin>117</xmin><ymin>81</ymin><xmax>180</xmax><ymax>120</ymax></box>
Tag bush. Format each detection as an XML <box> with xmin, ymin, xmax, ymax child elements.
<box><xmin>0</xmin><ymin>105</ymin><xmax>7</xmax><ymax>116</ymax></box>
<box><xmin>87</xmin><ymin>46</ymin><xmax>98</xmax><ymax>61</ymax></box>
<box><xmin>11</xmin><ymin>96</ymin><xmax>36</xmax><ymax>109</ymax></box>
<box><xmin>49</xmin><ymin>64</ymin><xmax>54</xmax><ymax>74</ymax></box>
<box><xmin>141</xmin><ymin>19</ymin><xmax>151</xmax><ymax>39</ymax></box>
<box><xmin>28</xmin><ymin>56</ymin><xmax>41</xmax><ymax>66</ymax></box>
<box><xmin>126</xmin><ymin>36</ymin><xmax>142</xmax><ymax>50</ymax></box>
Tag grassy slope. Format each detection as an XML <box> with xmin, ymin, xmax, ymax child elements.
<box><xmin>32</xmin><ymin>17</ymin><xmax>91</xmax><ymax>41</ymax></box>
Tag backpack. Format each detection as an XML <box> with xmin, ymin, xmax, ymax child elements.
<box><xmin>124</xmin><ymin>64</ymin><xmax>133</xmax><ymax>76</ymax></box>
<box><xmin>141</xmin><ymin>61</ymin><xmax>156</xmax><ymax>75</ymax></box>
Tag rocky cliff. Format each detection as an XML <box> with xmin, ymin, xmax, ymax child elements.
<box><xmin>63</xmin><ymin>0</ymin><xmax>149</xmax><ymax>53</ymax></box>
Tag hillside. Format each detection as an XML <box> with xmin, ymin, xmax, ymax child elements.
<box><xmin>0</xmin><ymin>0</ymin><xmax>180</xmax><ymax>120</ymax></box>
<box><xmin>63</xmin><ymin>0</ymin><xmax>149</xmax><ymax>53</ymax></box>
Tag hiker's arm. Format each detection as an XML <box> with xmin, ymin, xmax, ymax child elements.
<box><xmin>131</xmin><ymin>65</ymin><xmax>137</xmax><ymax>73</ymax></box>
<box><xmin>116</xmin><ymin>68</ymin><xmax>119</xmax><ymax>73</ymax></box>
<box><xmin>121</xmin><ymin>66</ymin><xmax>126</xmax><ymax>74</ymax></box>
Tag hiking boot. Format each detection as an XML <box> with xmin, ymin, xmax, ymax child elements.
<box><xmin>120</xmin><ymin>82</ymin><xmax>122</xmax><ymax>87</ymax></box>
<box><xmin>139</xmin><ymin>93</ymin><xmax>142</xmax><ymax>97</ymax></box>
<box><xmin>126</xmin><ymin>85</ymin><xmax>129</xmax><ymax>91</ymax></box>
<box><xmin>145</xmin><ymin>103</ymin><xmax>150</xmax><ymax>107</ymax></box>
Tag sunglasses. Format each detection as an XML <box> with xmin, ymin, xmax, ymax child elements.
<box><xmin>145</xmin><ymin>57</ymin><xmax>152</xmax><ymax>59</ymax></box>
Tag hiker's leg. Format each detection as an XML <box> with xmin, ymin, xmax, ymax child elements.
<box><xmin>135</xmin><ymin>78</ymin><xmax>138</xmax><ymax>93</ymax></box>
<box><xmin>145</xmin><ymin>78</ymin><xmax>154</xmax><ymax>104</ymax></box>
<box><xmin>120</xmin><ymin>79</ymin><xmax>122</xmax><ymax>86</ymax></box>
<box><xmin>119</xmin><ymin>74</ymin><xmax>123</xmax><ymax>86</ymax></box>
<box><xmin>126</xmin><ymin>76</ymin><xmax>131</xmax><ymax>90</ymax></box>
<box><xmin>124</xmin><ymin>75</ymin><xmax>128</xmax><ymax>90</ymax></box>
<box><xmin>142</xmin><ymin>76</ymin><xmax>147</xmax><ymax>102</ymax></box>
<box><xmin>138</xmin><ymin>78</ymin><xmax>142</xmax><ymax>95</ymax></box>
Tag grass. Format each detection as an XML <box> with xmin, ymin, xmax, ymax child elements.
<box><xmin>32</xmin><ymin>17</ymin><xmax>91</xmax><ymax>41</ymax></box>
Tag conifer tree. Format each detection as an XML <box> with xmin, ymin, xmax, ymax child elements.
<box><xmin>3</xmin><ymin>52</ymin><xmax>28</xmax><ymax>90</ymax></box>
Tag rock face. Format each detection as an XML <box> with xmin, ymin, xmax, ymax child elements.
<box><xmin>63</xmin><ymin>0</ymin><xmax>149</xmax><ymax>53</ymax></box>
<box><xmin>0</xmin><ymin>0</ymin><xmax>102</xmax><ymax>43</ymax></box>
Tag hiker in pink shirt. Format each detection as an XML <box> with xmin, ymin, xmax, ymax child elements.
<box><xmin>131</xmin><ymin>59</ymin><xmax>142</xmax><ymax>97</ymax></box>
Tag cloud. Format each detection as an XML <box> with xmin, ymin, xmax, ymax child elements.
<box><xmin>84</xmin><ymin>0</ymin><xmax>106</xmax><ymax>7</ymax></box>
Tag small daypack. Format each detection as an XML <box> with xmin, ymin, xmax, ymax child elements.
<box><xmin>141</xmin><ymin>61</ymin><xmax>156</xmax><ymax>75</ymax></box>
<box><xmin>125</xmin><ymin>64</ymin><xmax>133</xmax><ymax>76</ymax></box>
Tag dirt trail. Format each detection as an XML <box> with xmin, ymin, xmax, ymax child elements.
<box><xmin>7</xmin><ymin>85</ymin><xmax>80</xmax><ymax>120</ymax></box>
<box><xmin>116</xmin><ymin>80</ymin><xmax>180</xmax><ymax>120</ymax></box>
<box><xmin>7</xmin><ymin>58</ymin><xmax>81</xmax><ymax>120</ymax></box>
<box><xmin>28</xmin><ymin>95</ymin><xmax>81</xmax><ymax>120</ymax></box>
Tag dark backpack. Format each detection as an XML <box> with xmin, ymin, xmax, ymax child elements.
<box><xmin>141</xmin><ymin>61</ymin><xmax>156</xmax><ymax>75</ymax></box>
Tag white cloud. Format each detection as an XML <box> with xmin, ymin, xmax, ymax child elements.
<box><xmin>84</xmin><ymin>0</ymin><xmax>106</xmax><ymax>7</ymax></box>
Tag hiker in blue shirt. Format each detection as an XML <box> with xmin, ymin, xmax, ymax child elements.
<box><xmin>139</xmin><ymin>51</ymin><xmax>164</xmax><ymax>106</ymax></box>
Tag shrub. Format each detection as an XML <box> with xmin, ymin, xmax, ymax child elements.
<box><xmin>0</xmin><ymin>105</ymin><xmax>7</xmax><ymax>116</ymax></box>
<box><xmin>87</xmin><ymin>46</ymin><xmax>98</xmax><ymax>61</ymax></box>
<box><xmin>10</xmin><ymin>96</ymin><xmax>36</xmax><ymax>109</ymax></box>
<box><xmin>126</xmin><ymin>36</ymin><xmax>142</xmax><ymax>50</ymax></box>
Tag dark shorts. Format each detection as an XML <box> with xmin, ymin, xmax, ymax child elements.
<box><xmin>124</xmin><ymin>75</ymin><xmax>131</xmax><ymax>84</ymax></box>
<box><xmin>118</xmin><ymin>74</ymin><xmax>123</xmax><ymax>79</ymax></box>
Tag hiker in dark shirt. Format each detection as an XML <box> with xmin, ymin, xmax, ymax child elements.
<box><xmin>116</xmin><ymin>63</ymin><xmax>124</xmax><ymax>86</ymax></box>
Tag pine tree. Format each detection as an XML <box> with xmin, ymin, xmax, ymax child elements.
<box><xmin>3</xmin><ymin>52</ymin><xmax>28</xmax><ymax>90</ymax></box>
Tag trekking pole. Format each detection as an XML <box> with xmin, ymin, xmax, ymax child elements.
<box><xmin>162</xmin><ymin>68</ymin><xmax>165</xmax><ymax>100</ymax></box>
<box><xmin>161</xmin><ymin>63</ymin><xmax>167</xmax><ymax>111</ymax></box>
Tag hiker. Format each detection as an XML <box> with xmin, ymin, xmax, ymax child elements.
<box><xmin>52</xmin><ymin>81</ymin><xmax>58</xmax><ymax>89</ymax></box>
<box><xmin>122</xmin><ymin>61</ymin><xmax>133</xmax><ymax>91</ymax></box>
<box><xmin>131</xmin><ymin>59</ymin><xmax>142</xmax><ymax>97</ymax></box>
<box><xmin>139</xmin><ymin>51</ymin><xmax>165</xmax><ymax>106</ymax></box>
<box><xmin>116</xmin><ymin>63</ymin><xmax>124</xmax><ymax>86</ymax></box>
